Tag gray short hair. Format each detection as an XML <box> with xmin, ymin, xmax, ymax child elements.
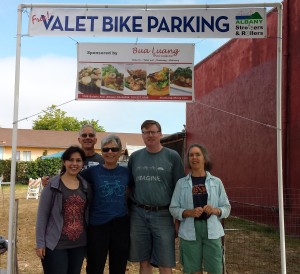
<box><xmin>79</xmin><ymin>124</ymin><xmax>96</xmax><ymax>136</ymax></box>
<box><xmin>101</xmin><ymin>134</ymin><xmax>122</xmax><ymax>149</ymax></box>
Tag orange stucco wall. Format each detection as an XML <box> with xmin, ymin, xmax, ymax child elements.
<box><xmin>1</xmin><ymin>146</ymin><xmax>101</xmax><ymax>161</ymax></box>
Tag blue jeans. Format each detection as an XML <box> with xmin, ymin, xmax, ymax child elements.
<box><xmin>129</xmin><ymin>205</ymin><xmax>176</xmax><ymax>267</ymax></box>
<box><xmin>41</xmin><ymin>246</ymin><xmax>86</xmax><ymax>274</ymax></box>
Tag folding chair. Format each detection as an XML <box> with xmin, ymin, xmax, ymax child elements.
<box><xmin>26</xmin><ymin>178</ymin><xmax>41</xmax><ymax>199</ymax></box>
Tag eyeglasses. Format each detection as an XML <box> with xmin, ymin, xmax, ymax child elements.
<box><xmin>102</xmin><ymin>147</ymin><xmax>120</xmax><ymax>153</ymax></box>
<box><xmin>142</xmin><ymin>131</ymin><xmax>161</xmax><ymax>136</ymax></box>
<box><xmin>81</xmin><ymin>133</ymin><xmax>95</xmax><ymax>138</ymax></box>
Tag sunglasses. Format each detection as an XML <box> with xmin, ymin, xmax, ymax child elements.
<box><xmin>102</xmin><ymin>147</ymin><xmax>120</xmax><ymax>153</ymax></box>
<box><xmin>81</xmin><ymin>133</ymin><xmax>95</xmax><ymax>138</ymax></box>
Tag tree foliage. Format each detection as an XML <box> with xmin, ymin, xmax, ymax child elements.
<box><xmin>32</xmin><ymin>105</ymin><xmax>105</xmax><ymax>131</ymax></box>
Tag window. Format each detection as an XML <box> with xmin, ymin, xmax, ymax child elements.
<box><xmin>23</xmin><ymin>151</ymin><xmax>31</xmax><ymax>161</ymax></box>
<box><xmin>0</xmin><ymin>147</ymin><xmax>3</xmax><ymax>160</ymax></box>
<box><xmin>16</xmin><ymin>151</ymin><xmax>20</xmax><ymax>161</ymax></box>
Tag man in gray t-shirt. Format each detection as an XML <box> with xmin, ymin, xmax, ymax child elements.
<box><xmin>128</xmin><ymin>120</ymin><xmax>185</xmax><ymax>274</ymax></box>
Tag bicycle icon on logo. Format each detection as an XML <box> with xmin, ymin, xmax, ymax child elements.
<box><xmin>99</xmin><ymin>180</ymin><xmax>125</xmax><ymax>197</ymax></box>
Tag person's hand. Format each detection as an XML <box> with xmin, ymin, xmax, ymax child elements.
<box><xmin>36</xmin><ymin>247</ymin><xmax>45</xmax><ymax>259</ymax></box>
<box><xmin>203</xmin><ymin>204</ymin><xmax>220</xmax><ymax>216</ymax></box>
<box><xmin>41</xmin><ymin>176</ymin><xmax>50</xmax><ymax>187</ymax></box>
<box><xmin>191</xmin><ymin>207</ymin><xmax>203</xmax><ymax>218</ymax></box>
<box><xmin>182</xmin><ymin>207</ymin><xmax>204</xmax><ymax>218</ymax></box>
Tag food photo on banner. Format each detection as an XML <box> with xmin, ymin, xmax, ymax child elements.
<box><xmin>75</xmin><ymin>43</ymin><xmax>195</xmax><ymax>102</ymax></box>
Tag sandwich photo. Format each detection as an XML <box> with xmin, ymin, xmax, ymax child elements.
<box><xmin>147</xmin><ymin>66</ymin><xmax>170</xmax><ymax>96</ymax></box>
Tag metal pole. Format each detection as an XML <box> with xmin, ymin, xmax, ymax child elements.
<box><xmin>7</xmin><ymin>4</ymin><xmax>23</xmax><ymax>274</ymax></box>
<box><xmin>276</xmin><ymin>3</ymin><xmax>287</xmax><ymax>274</ymax></box>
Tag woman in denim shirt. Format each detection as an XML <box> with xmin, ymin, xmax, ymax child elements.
<box><xmin>170</xmin><ymin>144</ymin><xmax>231</xmax><ymax>274</ymax></box>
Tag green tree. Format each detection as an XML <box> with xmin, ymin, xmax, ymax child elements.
<box><xmin>32</xmin><ymin>105</ymin><xmax>105</xmax><ymax>131</ymax></box>
<box><xmin>79</xmin><ymin>119</ymin><xmax>105</xmax><ymax>132</ymax></box>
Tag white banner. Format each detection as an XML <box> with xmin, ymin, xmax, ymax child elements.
<box><xmin>76</xmin><ymin>43</ymin><xmax>194</xmax><ymax>102</ymax></box>
<box><xmin>29</xmin><ymin>8</ymin><xmax>266</xmax><ymax>38</ymax></box>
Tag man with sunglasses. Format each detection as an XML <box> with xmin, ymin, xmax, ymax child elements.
<box><xmin>128</xmin><ymin>120</ymin><xmax>185</xmax><ymax>274</ymax></box>
<box><xmin>42</xmin><ymin>124</ymin><xmax>104</xmax><ymax>186</ymax></box>
<box><xmin>78</xmin><ymin>124</ymin><xmax>104</xmax><ymax>169</ymax></box>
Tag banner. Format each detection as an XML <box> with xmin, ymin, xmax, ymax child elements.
<box><xmin>29</xmin><ymin>8</ymin><xmax>266</xmax><ymax>38</ymax></box>
<box><xmin>76</xmin><ymin>43</ymin><xmax>194</xmax><ymax>102</ymax></box>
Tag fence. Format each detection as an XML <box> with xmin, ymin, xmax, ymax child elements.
<box><xmin>224</xmin><ymin>187</ymin><xmax>300</xmax><ymax>274</ymax></box>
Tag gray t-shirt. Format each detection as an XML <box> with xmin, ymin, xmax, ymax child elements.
<box><xmin>128</xmin><ymin>147</ymin><xmax>185</xmax><ymax>206</ymax></box>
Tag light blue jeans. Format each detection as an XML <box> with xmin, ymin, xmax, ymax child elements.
<box><xmin>129</xmin><ymin>204</ymin><xmax>176</xmax><ymax>267</ymax></box>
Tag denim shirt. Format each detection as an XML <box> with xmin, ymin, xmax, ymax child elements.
<box><xmin>169</xmin><ymin>171</ymin><xmax>231</xmax><ymax>240</ymax></box>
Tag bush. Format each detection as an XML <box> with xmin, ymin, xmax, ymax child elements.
<box><xmin>16</xmin><ymin>161</ymin><xmax>30</xmax><ymax>185</ymax></box>
<box><xmin>0</xmin><ymin>158</ymin><xmax>62</xmax><ymax>184</ymax></box>
<box><xmin>36</xmin><ymin>158</ymin><xmax>62</xmax><ymax>178</ymax></box>
<box><xmin>0</xmin><ymin>160</ymin><xmax>11</xmax><ymax>181</ymax></box>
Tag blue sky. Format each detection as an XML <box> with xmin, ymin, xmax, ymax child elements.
<box><xmin>0</xmin><ymin>0</ymin><xmax>279</xmax><ymax>134</ymax></box>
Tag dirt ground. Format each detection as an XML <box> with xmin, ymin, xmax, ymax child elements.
<box><xmin>0</xmin><ymin>186</ymin><xmax>183</xmax><ymax>274</ymax></box>
<box><xmin>1</xmin><ymin>185</ymin><xmax>300</xmax><ymax>273</ymax></box>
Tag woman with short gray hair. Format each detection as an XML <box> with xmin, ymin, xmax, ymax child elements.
<box><xmin>81</xmin><ymin>134</ymin><xmax>131</xmax><ymax>274</ymax></box>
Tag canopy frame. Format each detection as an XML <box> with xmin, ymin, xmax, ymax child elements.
<box><xmin>8</xmin><ymin>3</ymin><xmax>284</xmax><ymax>274</ymax></box>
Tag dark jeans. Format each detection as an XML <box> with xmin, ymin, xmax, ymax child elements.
<box><xmin>86</xmin><ymin>215</ymin><xmax>130</xmax><ymax>274</ymax></box>
<box><xmin>41</xmin><ymin>246</ymin><xmax>86</xmax><ymax>274</ymax></box>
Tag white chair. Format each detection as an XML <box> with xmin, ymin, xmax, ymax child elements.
<box><xmin>26</xmin><ymin>178</ymin><xmax>41</xmax><ymax>199</ymax></box>
<box><xmin>0</xmin><ymin>175</ymin><xmax>11</xmax><ymax>196</ymax></box>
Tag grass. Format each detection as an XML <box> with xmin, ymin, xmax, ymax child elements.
<box><xmin>224</xmin><ymin>216</ymin><xmax>300</xmax><ymax>274</ymax></box>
